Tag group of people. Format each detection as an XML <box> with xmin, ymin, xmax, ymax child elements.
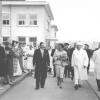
<box><xmin>0</xmin><ymin>40</ymin><xmax>100</xmax><ymax>92</ymax></box>
<box><xmin>33</xmin><ymin>41</ymin><xmax>100</xmax><ymax>92</ymax></box>
<box><xmin>0</xmin><ymin>41</ymin><xmax>35</xmax><ymax>89</ymax></box>
<box><xmin>50</xmin><ymin>42</ymin><xmax>92</xmax><ymax>89</ymax></box>
<box><xmin>32</xmin><ymin>42</ymin><xmax>91</xmax><ymax>89</ymax></box>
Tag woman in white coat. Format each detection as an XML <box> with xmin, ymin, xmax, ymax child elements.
<box><xmin>93</xmin><ymin>44</ymin><xmax>100</xmax><ymax>92</ymax></box>
<box><xmin>71</xmin><ymin>42</ymin><xmax>89</xmax><ymax>90</ymax></box>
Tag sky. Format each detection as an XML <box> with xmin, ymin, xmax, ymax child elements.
<box><xmin>45</xmin><ymin>0</ymin><xmax>100</xmax><ymax>42</ymax></box>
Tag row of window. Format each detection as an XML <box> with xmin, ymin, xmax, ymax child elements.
<box><xmin>3</xmin><ymin>37</ymin><xmax>37</xmax><ymax>47</ymax></box>
<box><xmin>2</xmin><ymin>13</ymin><xmax>38</xmax><ymax>26</ymax></box>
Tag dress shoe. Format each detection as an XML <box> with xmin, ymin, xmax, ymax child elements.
<box><xmin>59</xmin><ymin>85</ymin><xmax>62</xmax><ymax>89</ymax></box>
<box><xmin>74</xmin><ymin>85</ymin><xmax>78</xmax><ymax>90</ymax></box>
<box><xmin>41</xmin><ymin>87</ymin><xmax>44</xmax><ymax>88</ymax></box>
<box><xmin>35</xmin><ymin>87</ymin><xmax>39</xmax><ymax>90</ymax></box>
<box><xmin>41</xmin><ymin>86</ymin><xmax>44</xmax><ymax>88</ymax></box>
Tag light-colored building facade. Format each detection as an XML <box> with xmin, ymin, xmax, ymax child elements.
<box><xmin>46</xmin><ymin>25</ymin><xmax>58</xmax><ymax>48</ymax></box>
<box><xmin>1</xmin><ymin>0</ymin><xmax>54</xmax><ymax>47</ymax></box>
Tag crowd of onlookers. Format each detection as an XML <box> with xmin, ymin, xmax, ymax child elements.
<box><xmin>0</xmin><ymin>41</ymin><xmax>35</xmax><ymax>89</ymax></box>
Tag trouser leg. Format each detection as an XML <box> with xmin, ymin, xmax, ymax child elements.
<box><xmin>74</xmin><ymin>68</ymin><xmax>79</xmax><ymax>85</ymax></box>
<box><xmin>59</xmin><ymin>67</ymin><xmax>64</xmax><ymax>88</ymax></box>
<box><xmin>71</xmin><ymin>67</ymin><xmax>74</xmax><ymax>80</ymax></box>
<box><xmin>41</xmin><ymin>77</ymin><xmax>46</xmax><ymax>88</ymax></box>
<box><xmin>53</xmin><ymin>65</ymin><xmax>56</xmax><ymax>77</ymax></box>
<box><xmin>57</xmin><ymin>77</ymin><xmax>60</xmax><ymax>85</ymax></box>
<box><xmin>68</xmin><ymin>66</ymin><xmax>70</xmax><ymax>77</ymax></box>
<box><xmin>36</xmin><ymin>78</ymin><xmax>40</xmax><ymax>89</ymax></box>
<box><xmin>87</xmin><ymin>64</ymin><xmax>90</xmax><ymax>74</ymax></box>
<box><xmin>64</xmin><ymin>66</ymin><xmax>67</xmax><ymax>77</ymax></box>
<box><xmin>75</xmin><ymin>79</ymin><xmax>78</xmax><ymax>85</ymax></box>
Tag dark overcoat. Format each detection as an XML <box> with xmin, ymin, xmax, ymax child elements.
<box><xmin>5</xmin><ymin>47</ymin><xmax>14</xmax><ymax>77</ymax></box>
<box><xmin>33</xmin><ymin>49</ymin><xmax>50</xmax><ymax>79</ymax></box>
<box><xmin>0</xmin><ymin>46</ymin><xmax>6</xmax><ymax>76</ymax></box>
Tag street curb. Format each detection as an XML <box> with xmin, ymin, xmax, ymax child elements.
<box><xmin>86</xmin><ymin>80</ymin><xmax>100</xmax><ymax>100</ymax></box>
<box><xmin>0</xmin><ymin>73</ymin><xmax>29</xmax><ymax>98</ymax></box>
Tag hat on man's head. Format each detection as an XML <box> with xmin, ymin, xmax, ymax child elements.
<box><xmin>76</xmin><ymin>42</ymin><xmax>83</xmax><ymax>46</ymax></box>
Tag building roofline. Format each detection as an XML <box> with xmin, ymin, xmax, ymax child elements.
<box><xmin>1</xmin><ymin>1</ymin><xmax>54</xmax><ymax>20</ymax></box>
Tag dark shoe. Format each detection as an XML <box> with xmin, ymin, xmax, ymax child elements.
<box><xmin>59</xmin><ymin>86</ymin><xmax>62</xmax><ymax>88</ymax></box>
<box><xmin>78</xmin><ymin>84</ymin><xmax>82</xmax><ymax>88</ymax></box>
<box><xmin>71</xmin><ymin>77</ymin><xmax>73</xmax><ymax>80</ymax></box>
<box><xmin>35</xmin><ymin>87</ymin><xmax>39</xmax><ymax>90</ymax></box>
<box><xmin>74</xmin><ymin>85</ymin><xmax>78</xmax><ymax>90</ymax></box>
<box><xmin>41</xmin><ymin>86</ymin><xmax>44</xmax><ymax>88</ymax></box>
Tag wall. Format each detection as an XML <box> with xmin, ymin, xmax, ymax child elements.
<box><xmin>2</xmin><ymin>5</ymin><xmax>49</xmax><ymax>44</ymax></box>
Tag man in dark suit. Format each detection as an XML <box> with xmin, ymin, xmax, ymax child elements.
<box><xmin>84</xmin><ymin>44</ymin><xmax>93</xmax><ymax>73</ymax></box>
<box><xmin>33</xmin><ymin>42</ymin><xmax>50</xmax><ymax>90</ymax></box>
<box><xmin>68</xmin><ymin>43</ymin><xmax>77</xmax><ymax>80</ymax></box>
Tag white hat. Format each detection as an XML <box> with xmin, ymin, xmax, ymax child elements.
<box><xmin>76</xmin><ymin>42</ymin><xmax>83</xmax><ymax>46</ymax></box>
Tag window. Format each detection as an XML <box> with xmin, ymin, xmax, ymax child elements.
<box><xmin>3</xmin><ymin>37</ymin><xmax>9</xmax><ymax>42</ymax></box>
<box><xmin>3</xmin><ymin>37</ymin><xmax>9</xmax><ymax>45</ymax></box>
<box><xmin>29</xmin><ymin>15</ymin><xmax>37</xmax><ymax>25</ymax></box>
<box><xmin>29</xmin><ymin>37</ymin><xmax>37</xmax><ymax>47</ymax></box>
<box><xmin>18</xmin><ymin>14</ymin><xmax>26</xmax><ymax>26</ymax></box>
<box><xmin>18</xmin><ymin>37</ymin><xmax>26</xmax><ymax>42</ymax></box>
<box><xmin>2</xmin><ymin>13</ymin><xmax>10</xmax><ymax>25</ymax></box>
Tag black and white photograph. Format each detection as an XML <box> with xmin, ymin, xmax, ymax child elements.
<box><xmin>0</xmin><ymin>0</ymin><xmax>100</xmax><ymax>100</ymax></box>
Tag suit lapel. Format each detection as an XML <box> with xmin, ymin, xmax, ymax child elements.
<box><xmin>39</xmin><ymin>49</ymin><xmax>42</xmax><ymax>59</ymax></box>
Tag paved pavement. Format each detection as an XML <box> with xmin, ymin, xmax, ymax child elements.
<box><xmin>87</xmin><ymin>72</ymin><xmax>100</xmax><ymax>99</ymax></box>
<box><xmin>0</xmin><ymin>73</ymin><xmax>29</xmax><ymax>96</ymax></box>
<box><xmin>0</xmin><ymin>75</ymin><xmax>99</xmax><ymax>100</ymax></box>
